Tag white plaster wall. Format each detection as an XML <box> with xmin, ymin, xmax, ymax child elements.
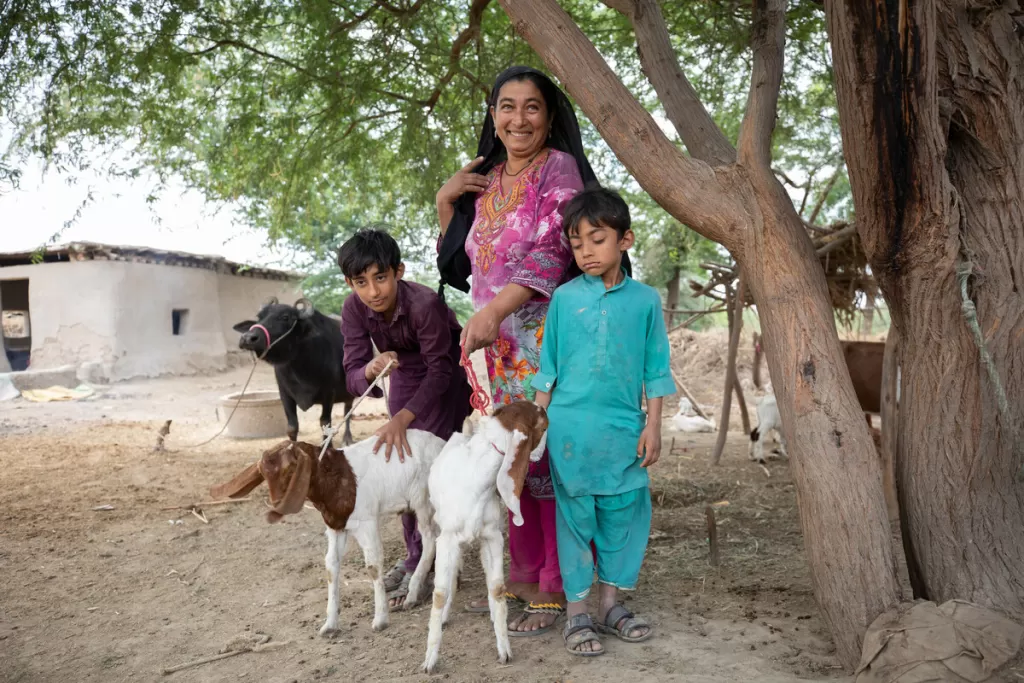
<box><xmin>1</xmin><ymin>260</ymin><xmax>304</xmax><ymax>381</ymax></box>
<box><xmin>1</xmin><ymin>262</ymin><xmax>120</xmax><ymax>371</ymax></box>
<box><xmin>216</xmin><ymin>274</ymin><xmax>302</xmax><ymax>351</ymax></box>
<box><xmin>109</xmin><ymin>262</ymin><xmax>230</xmax><ymax>380</ymax></box>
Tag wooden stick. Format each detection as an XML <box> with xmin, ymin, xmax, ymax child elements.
<box><xmin>160</xmin><ymin>498</ymin><xmax>252</xmax><ymax>511</ymax></box>
<box><xmin>706</xmin><ymin>505</ymin><xmax>719</xmax><ymax>566</ymax></box>
<box><xmin>161</xmin><ymin>640</ymin><xmax>289</xmax><ymax>675</ymax></box>
<box><xmin>712</xmin><ymin>277</ymin><xmax>745</xmax><ymax>465</ymax></box>
<box><xmin>670</xmin><ymin>369</ymin><xmax>710</xmax><ymax>420</ymax></box>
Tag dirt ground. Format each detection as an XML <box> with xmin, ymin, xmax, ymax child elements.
<box><xmin>0</xmin><ymin>359</ymin><xmax>850</xmax><ymax>683</ymax></box>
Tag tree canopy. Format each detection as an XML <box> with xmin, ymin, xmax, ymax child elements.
<box><xmin>0</xmin><ymin>0</ymin><xmax>849</xmax><ymax>307</ymax></box>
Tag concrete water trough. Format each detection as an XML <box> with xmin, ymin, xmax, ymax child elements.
<box><xmin>217</xmin><ymin>390</ymin><xmax>288</xmax><ymax>439</ymax></box>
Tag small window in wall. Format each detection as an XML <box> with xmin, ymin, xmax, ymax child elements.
<box><xmin>172</xmin><ymin>309</ymin><xmax>189</xmax><ymax>336</ymax></box>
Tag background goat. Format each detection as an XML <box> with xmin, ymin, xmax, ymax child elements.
<box><xmin>749</xmin><ymin>393</ymin><xmax>786</xmax><ymax>463</ymax></box>
<box><xmin>210</xmin><ymin>430</ymin><xmax>444</xmax><ymax>634</ymax></box>
<box><xmin>233</xmin><ymin>297</ymin><xmax>356</xmax><ymax>444</ymax></box>
<box><xmin>421</xmin><ymin>401</ymin><xmax>548</xmax><ymax>674</ymax></box>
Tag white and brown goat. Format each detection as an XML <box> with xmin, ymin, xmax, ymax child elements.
<box><xmin>421</xmin><ymin>401</ymin><xmax>548</xmax><ymax>673</ymax></box>
<box><xmin>210</xmin><ymin>430</ymin><xmax>445</xmax><ymax>634</ymax></box>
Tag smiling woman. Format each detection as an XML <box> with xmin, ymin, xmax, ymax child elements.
<box><xmin>433</xmin><ymin>65</ymin><xmax>629</xmax><ymax>637</ymax></box>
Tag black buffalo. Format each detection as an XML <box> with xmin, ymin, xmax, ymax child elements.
<box><xmin>232</xmin><ymin>297</ymin><xmax>355</xmax><ymax>444</ymax></box>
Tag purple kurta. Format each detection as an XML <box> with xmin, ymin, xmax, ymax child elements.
<box><xmin>341</xmin><ymin>279</ymin><xmax>472</xmax><ymax>440</ymax></box>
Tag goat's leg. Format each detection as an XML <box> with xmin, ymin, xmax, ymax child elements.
<box><xmin>405</xmin><ymin>506</ymin><xmax>436</xmax><ymax>609</ymax></box>
<box><xmin>354</xmin><ymin>524</ymin><xmax>388</xmax><ymax>631</ymax></box>
<box><xmin>422</xmin><ymin>532</ymin><xmax>458</xmax><ymax>674</ymax></box>
<box><xmin>480</xmin><ymin>530</ymin><xmax>512</xmax><ymax>664</ymax></box>
<box><xmin>750</xmin><ymin>428</ymin><xmax>765</xmax><ymax>463</ymax></box>
<box><xmin>320</xmin><ymin>528</ymin><xmax>349</xmax><ymax>636</ymax></box>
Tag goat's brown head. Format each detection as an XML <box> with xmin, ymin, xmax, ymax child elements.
<box><xmin>489</xmin><ymin>401</ymin><xmax>549</xmax><ymax>527</ymax></box>
<box><xmin>209</xmin><ymin>440</ymin><xmax>316</xmax><ymax>524</ymax></box>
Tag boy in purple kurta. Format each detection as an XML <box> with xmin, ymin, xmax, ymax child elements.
<box><xmin>338</xmin><ymin>229</ymin><xmax>473</xmax><ymax>606</ymax></box>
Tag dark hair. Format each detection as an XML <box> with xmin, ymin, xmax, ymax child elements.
<box><xmin>337</xmin><ymin>229</ymin><xmax>402</xmax><ymax>279</ymax></box>
<box><xmin>562</xmin><ymin>184</ymin><xmax>631</xmax><ymax>239</ymax></box>
<box><xmin>492</xmin><ymin>72</ymin><xmax>558</xmax><ymax>121</ymax></box>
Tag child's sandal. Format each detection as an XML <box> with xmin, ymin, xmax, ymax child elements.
<box><xmin>596</xmin><ymin>604</ymin><xmax>653</xmax><ymax>643</ymax></box>
<box><xmin>562</xmin><ymin>614</ymin><xmax>604</xmax><ymax>657</ymax></box>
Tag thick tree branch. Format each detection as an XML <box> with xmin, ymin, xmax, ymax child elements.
<box><xmin>498</xmin><ymin>0</ymin><xmax>748</xmax><ymax>252</ymax></box>
<box><xmin>736</xmin><ymin>0</ymin><xmax>786</xmax><ymax>173</ymax></box>
<box><xmin>602</xmin><ymin>0</ymin><xmax>735</xmax><ymax>166</ymax></box>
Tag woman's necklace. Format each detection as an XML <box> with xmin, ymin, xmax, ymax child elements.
<box><xmin>503</xmin><ymin>149</ymin><xmax>544</xmax><ymax>178</ymax></box>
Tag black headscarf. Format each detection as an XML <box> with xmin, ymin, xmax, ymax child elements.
<box><xmin>437</xmin><ymin>66</ymin><xmax>630</xmax><ymax>298</ymax></box>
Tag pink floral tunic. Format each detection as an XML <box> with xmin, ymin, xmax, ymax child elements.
<box><xmin>465</xmin><ymin>148</ymin><xmax>582</xmax><ymax>408</ymax></box>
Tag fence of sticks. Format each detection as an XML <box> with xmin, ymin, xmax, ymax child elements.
<box><xmin>664</xmin><ymin>221</ymin><xmax>878</xmax><ymax>465</ymax></box>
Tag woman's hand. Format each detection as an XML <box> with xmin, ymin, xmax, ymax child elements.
<box><xmin>460</xmin><ymin>306</ymin><xmax>501</xmax><ymax>355</ymax></box>
<box><xmin>437</xmin><ymin>156</ymin><xmax>488</xmax><ymax>208</ymax></box>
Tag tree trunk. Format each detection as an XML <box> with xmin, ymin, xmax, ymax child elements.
<box><xmin>752</xmin><ymin>331</ymin><xmax>763</xmax><ymax>389</ymax></box>
<box><xmin>880</xmin><ymin>328</ymin><xmax>899</xmax><ymax>523</ymax></box>
<box><xmin>860</xmin><ymin>296</ymin><xmax>875</xmax><ymax>338</ymax></box>
<box><xmin>828</xmin><ymin>0</ymin><xmax>1024</xmax><ymax>620</ymax></box>
<box><xmin>501</xmin><ymin>0</ymin><xmax>902</xmax><ymax>666</ymax></box>
<box><xmin>665</xmin><ymin>264</ymin><xmax>680</xmax><ymax>328</ymax></box>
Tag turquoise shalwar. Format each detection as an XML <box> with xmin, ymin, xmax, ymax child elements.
<box><xmin>533</xmin><ymin>270</ymin><xmax>676</xmax><ymax>601</ymax></box>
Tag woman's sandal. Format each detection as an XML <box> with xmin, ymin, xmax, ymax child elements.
<box><xmin>508</xmin><ymin>602</ymin><xmax>566</xmax><ymax>637</ymax></box>
<box><xmin>562</xmin><ymin>613</ymin><xmax>604</xmax><ymax>657</ymax></box>
<box><xmin>464</xmin><ymin>591</ymin><xmax>526</xmax><ymax>614</ymax></box>
<box><xmin>595</xmin><ymin>604</ymin><xmax>653</xmax><ymax>643</ymax></box>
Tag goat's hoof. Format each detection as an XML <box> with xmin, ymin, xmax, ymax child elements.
<box><xmin>421</xmin><ymin>658</ymin><xmax>439</xmax><ymax>674</ymax></box>
<box><xmin>372</xmin><ymin>619</ymin><xmax>389</xmax><ymax>632</ymax></box>
<box><xmin>318</xmin><ymin>624</ymin><xmax>340</xmax><ymax>638</ymax></box>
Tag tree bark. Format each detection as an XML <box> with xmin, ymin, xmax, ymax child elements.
<box><xmin>665</xmin><ymin>264</ymin><xmax>680</xmax><ymax>328</ymax></box>
<box><xmin>880</xmin><ymin>328</ymin><xmax>899</xmax><ymax>522</ymax></box>
<box><xmin>501</xmin><ymin>0</ymin><xmax>902</xmax><ymax>667</ymax></box>
<box><xmin>827</xmin><ymin>0</ymin><xmax>1024</xmax><ymax>619</ymax></box>
<box><xmin>860</xmin><ymin>296</ymin><xmax>875</xmax><ymax>338</ymax></box>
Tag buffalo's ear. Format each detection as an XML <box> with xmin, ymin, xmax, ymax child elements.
<box><xmin>232</xmin><ymin>320</ymin><xmax>257</xmax><ymax>333</ymax></box>
<box><xmin>295</xmin><ymin>298</ymin><xmax>314</xmax><ymax>320</ymax></box>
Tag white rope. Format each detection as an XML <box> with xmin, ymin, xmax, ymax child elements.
<box><xmin>319</xmin><ymin>359</ymin><xmax>395</xmax><ymax>461</ymax></box>
<box><xmin>183</xmin><ymin>320</ymin><xmax>299</xmax><ymax>449</ymax></box>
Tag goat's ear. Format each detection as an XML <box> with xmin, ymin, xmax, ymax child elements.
<box><xmin>495</xmin><ymin>428</ymin><xmax>532</xmax><ymax>527</ymax></box>
<box><xmin>267</xmin><ymin>447</ymin><xmax>312</xmax><ymax>522</ymax></box>
<box><xmin>528</xmin><ymin>428</ymin><xmax>547</xmax><ymax>463</ymax></box>
<box><xmin>210</xmin><ymin>462</ymin><xmax>264</xmax><ymax>499</ymax></box>
<box><xmin>232</xmin><ymin>320</ymin><xmax>257</xmax><ymax>333</ymax></box>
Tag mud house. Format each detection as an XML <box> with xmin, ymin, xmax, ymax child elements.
<box><xmin>0</xmin><ymin>242</ymin><xmax>302</xmax><ymax>381</ymax></box>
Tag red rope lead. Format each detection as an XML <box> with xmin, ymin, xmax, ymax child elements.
<box><xmin>461</xmin><ymin>344</ymin><xmax>490</xmax><ymax>416</ymax></box>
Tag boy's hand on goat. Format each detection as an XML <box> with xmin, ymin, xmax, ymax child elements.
<box><xmin>637</xmin><ymin>423</ymin><xmax>662</xmax><ymax>468</ymax></box>
<box><xmin>374</xmin><ymin>409</ymin><xmax>415</xmax><ymax>462</ymax></box>
<box><xmin>365</xmin><ymin>351</ymin><xmax>399</xmax><ymax>381</ymax></box>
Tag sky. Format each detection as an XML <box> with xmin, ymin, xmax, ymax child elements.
<box><xmin>0</xmin><ymin>156</ymin><xmax>287</xmax><ymax>268</ymax></box>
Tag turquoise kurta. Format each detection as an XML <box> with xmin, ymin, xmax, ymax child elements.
<box><xmin>534</xmin><ymin>270</ymin><xmax>676</xmax><ymax>498</ymax></box>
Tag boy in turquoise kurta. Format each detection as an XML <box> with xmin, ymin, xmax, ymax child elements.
<box><xmin>533</xmin><ymin>185</ymin><xmax>676</xmax><ymax>657</ymax></box>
